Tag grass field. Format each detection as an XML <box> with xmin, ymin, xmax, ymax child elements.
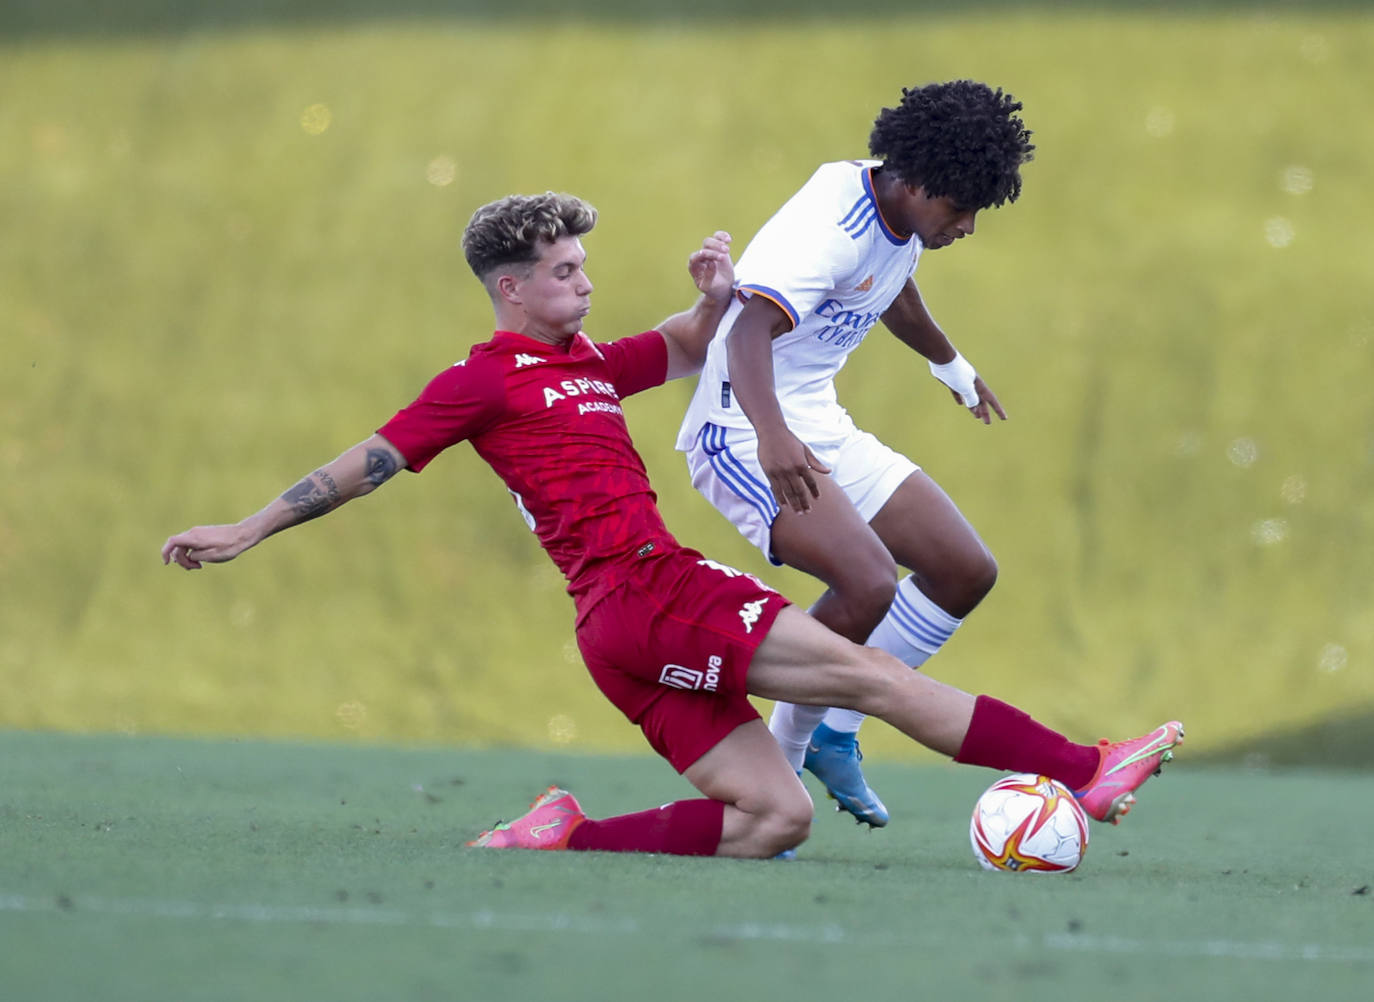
<box><xmin>2</xmin><ymin>730</ymin><xmax>1372</xmax><ymax>1001</ymax></box>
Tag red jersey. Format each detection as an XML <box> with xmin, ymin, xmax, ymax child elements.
<box><xmin>378</xmin><ymin>328</ymin><xmax>680</xmax><ymax>612</ymax></box>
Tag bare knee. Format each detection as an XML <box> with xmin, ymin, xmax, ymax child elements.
<box><xmin>738</xmin><ymin>788</ymin><xmax>814</xmax><ymax>859</ymax></box>
<box><xmin>814</xmin><ymin>562</ymin><xmax>899</xmax><ymax>642</ymax></box>
<box><xmin>759</xmin><ymin>796</ymin><xmax>813</xmax><ymax>858</ymax></box>
<box><xmin>959</xmin><ymin>550</ymin><xmax>998</xmax><ymax>612</ymax></box>
<box><xmin>923</xmin><ymin>548</ymin><xmax>998</xmax><ymax>619</ymax></box>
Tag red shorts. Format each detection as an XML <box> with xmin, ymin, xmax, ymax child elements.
<box><xmin>576</xmin><ymin>547</ymin><xmax>789</xmax><ymax>773</ymax></box>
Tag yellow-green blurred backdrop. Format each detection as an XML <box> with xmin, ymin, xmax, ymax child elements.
<box><xmin>4</xmin><ymin>1</ymin><xmax>1372</xmax><ymax>763</ymax></box>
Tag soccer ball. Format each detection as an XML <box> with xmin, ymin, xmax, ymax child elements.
<box><xmin>969</xmin><ymin>773</ymin><xmax>1090</xmax><ymax>873</ymax></box>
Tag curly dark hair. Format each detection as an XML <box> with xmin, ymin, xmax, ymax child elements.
<box><xmin>462</xmin><ymin>192</ymin><xmax>597</xmax><ymax>280</ymax></box>
<box><xmin>869</xmin><ymin>80</ymin><xmax>1035</xmax><ymax>210</ymax></box>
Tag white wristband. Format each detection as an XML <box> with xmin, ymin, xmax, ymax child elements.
<box><xmin>929</xmin><ymin>352</ymin><xmax>979</xmax><ymax>407</ymax></box>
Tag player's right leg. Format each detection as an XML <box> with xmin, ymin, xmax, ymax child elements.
<box><xmin>686</xmin><ymin>423</ymin><xmax>897</xmax><ymax>823</ymax></box>
<box><xmin>681</xmin><ymin>719</ymin><xmax>816</xmax><ymax>858</ymax></box>
<box><xmin>811</xmin><ymin>447</ymin><xmax>993</xmax><ymax>800</ymax></box>
<box><xmin>766</xmin><ymin>478</ymin><xmax>904</xmax><ymax>824</ymax></box>
<box><xmin>469</xmin><ymin>719</ymin><xmax>814</xmax><ymax>859</ymax></box>
<box><xmin>769</xmin><ymin>472</ymin><xmax>901</xmax><ymax>643</ymax></box>
<box><xmin>476</xmin><ymin>552</ymin><xmax>814</xmax><ymax>860</ymax></box>
<box><xmin>774</xmin><ymin>472</ymin><xmax>912</xmax><ymax>824</ymax></box>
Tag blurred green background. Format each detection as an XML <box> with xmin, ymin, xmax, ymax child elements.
<box><xmin>3</xmin><ymin>0</ymin><xmax>1372</xmax><ymax>765</ymax></box>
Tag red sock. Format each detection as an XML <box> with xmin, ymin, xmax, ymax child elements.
<box><xmin>954</xmin><ymin>695</ymin><xmax>1101</xmax><ymax>791</ymax></box>
<box><xmin>566</xmin><ymin>798</ymin><xmax>724</xmax><ymax>856</ymax></box>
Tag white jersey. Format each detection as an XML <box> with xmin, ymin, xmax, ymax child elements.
<box><xmin>677</xmin><ymin>160</ymin><xmax>922</xmax><ymax>451</ymax></box>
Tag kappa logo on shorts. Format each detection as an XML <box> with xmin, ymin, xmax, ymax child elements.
<box><xmin>697</xmin><ymin>558</ymin><xmax>765</xmax><ymax>589</ymax></box>
<box><xmin>738</xmin><ymin>598</ymin><xmax>766</xmax><ymax>634</ymax></box>
<box><xmin>659</xmin><ymin>656</ymin><xmax>723</xmax><ymax>693</ymax></box>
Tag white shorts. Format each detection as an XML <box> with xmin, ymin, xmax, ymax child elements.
<box><xmin>684</xmin><ymin>421</ymin><xmax>919</xmax><ymax>564</ymax></box>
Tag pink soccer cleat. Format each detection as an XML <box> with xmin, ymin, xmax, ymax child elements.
<box><xmin>1074</xmin><ymin>721</ymin><xmax>1184</xmax><ymax>824</ymax></box>
<box><xmin>467</xmin><ymin>786</ymin><xmax>587</xmax><ymax>850</ymax></box>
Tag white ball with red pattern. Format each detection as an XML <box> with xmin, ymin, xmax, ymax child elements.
<box><xmin>969</xmin><ymin>773</ymin><xmax>1090</xmax><ymax>873</ymax></box>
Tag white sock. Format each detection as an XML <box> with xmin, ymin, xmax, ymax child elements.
<box><xmin>821</xmin><ymin>575</ymin><xmax>963</xmax><ymax>734</ymax></box>
<box><xmin>768</xmin><ymin>701</ymin><xmax>829</xmax><ymax>771</ymax></box>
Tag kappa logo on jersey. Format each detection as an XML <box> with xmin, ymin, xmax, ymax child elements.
<box><xmin>855</xmin><ymin>274</ymin><xmax>874</xmax><ymax>292</ymax></box>
<box><xmin>659</xmin><ymin>655</ymin><xmax>723</xmax><ymax>693</ymax></box>
<box><xmin>514</xmin><ymin>353</ymin><xmax>545</xmax><ymax>368</ymax></box>
<box><xmin>738</xmin><ymin>598</ymin><xmax>766</xmax><ymax>633</ymax></box>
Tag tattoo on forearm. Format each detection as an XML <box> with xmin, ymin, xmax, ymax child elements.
<box><xmin>281</xmin><ymin>469</ymin><xmax>341</xmax><ymax>524</ymax></box>
<box><xmin>365</xmin><ymin>448</ymin><xmax>399</xmax><ymax>487</ymax></box>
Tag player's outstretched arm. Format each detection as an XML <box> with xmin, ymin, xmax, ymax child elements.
<box><xmin>881</xmin><ymin>278</ymin><xmax>1006</xmax><ymax>424</ymax></box>
<box><xmin>659</xmin><ymin>230</ymin><xmax>735</xmax><ymax>379</ymax></box>
<box><xmin>161</xmin><ymin>433</ymin><xmax>406</xmax><ymax>570</ymax></box>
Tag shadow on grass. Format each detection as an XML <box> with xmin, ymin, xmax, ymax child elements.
<box><xmin>1187</xmin><ymin>705</ymin><xmax>1374</xmax><ymax>771</ymax></box>
<box><xmin>3</xmin><ymin>0</ymin><xmax>1367</xmax><ymax>40</ymax></box>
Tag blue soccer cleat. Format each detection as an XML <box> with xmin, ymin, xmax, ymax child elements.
<box><xmin>803</xmin><ymin>723</ymin><xmax>889</xmax><ymax>828</ymax></box>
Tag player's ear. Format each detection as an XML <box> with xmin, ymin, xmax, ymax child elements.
<box><xmin>494</xmin><ymin>272</ymin><xmax>522</xmax><ymax>305</ymax></box>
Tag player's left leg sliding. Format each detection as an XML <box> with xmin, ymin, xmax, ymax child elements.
<box><xmin>468</xmin><ymin>789</ymin><xmax>726</xmax><ymax>855</ymax></box>
<box><xmin>952</xmin><ymin>695</ymin><xmax>1184</xmax><ymax>824</ymax></box>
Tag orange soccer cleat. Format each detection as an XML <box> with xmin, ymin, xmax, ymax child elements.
<box><xmin>467</xmin><ymin>786</ymin><xmax>586</xmax><ymax>850</ymax></box>
<box><xmin>1074</xmin><ymin>721</ymin><xmax>1185</xmax><ymax>824</ymax></box>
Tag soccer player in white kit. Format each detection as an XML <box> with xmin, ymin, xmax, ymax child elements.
<box><xmin>677</xmin><ymin>81</ymin><xmax>1034</xmax><ymax>827</ymax></box>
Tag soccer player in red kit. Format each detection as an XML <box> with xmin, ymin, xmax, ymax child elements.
<box><xmin>162</xmin><ymin>193</ymin><xmax>1182</xmax><ymax>859</ymax></box>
